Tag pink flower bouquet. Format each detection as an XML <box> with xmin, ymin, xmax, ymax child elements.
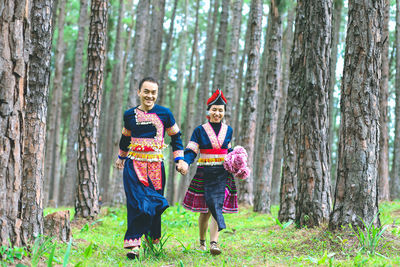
<box><xmin>223</xmin><ymin>146</ymin><xmax>250</xmax><ymax>179</ymax></box>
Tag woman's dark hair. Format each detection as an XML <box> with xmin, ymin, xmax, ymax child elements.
<box><xmin>138</xmin><ymin>77</ymin><xmax>159</xmax><ymax>91</ymax></box>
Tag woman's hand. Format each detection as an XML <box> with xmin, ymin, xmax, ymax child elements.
<box><xmin>115</xmin><ymin>158</ymin><xmax>125</xmax><ymax>170</ymax></box>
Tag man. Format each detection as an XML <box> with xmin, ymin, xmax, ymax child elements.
<box><xmin>115</xmin><ymin>77</ymin><xmax>187</xmax><ymax>259</ymax></box>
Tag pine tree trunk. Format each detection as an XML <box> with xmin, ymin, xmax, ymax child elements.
<box><xmin>128</xmin><ymin>0</ymin><xmax>150</xmax><ymax>108</ymax></box>
<box><xmin>20</xmin><ymin>0</ymin><xmax>53</xmax><ymax>244</ymax></box>
<box><xmin>329</xmin><ymin>0</ymin><xmax>383</xmax><ymax>229</ymax></box>
<box><xmin>177</xmin><ymin>0</ymin><xmax>201</xmax><ymax>202</ymax></box>
<box><xmin>237</xmin><ymin>0</ymin><xmax>263</xmax><ymax>206</ymax></box>
<box><xmin>329</xmin><ymin>0</ymin><xmax>343</xmax><ymax>191</ymax></box>
<box><xmin>166</xmin><ymin>0</ymin><xmax>188</xmax><ymax>204</ymax></box>
<box><xmin>253</xmin><ymin>0</ymin><xmax>282</xmax><ymax>214</ymax></box>
<box><xmin>75</xmin><ymin>0</ymin><xmax>109</xmax><ymax>219</ymax></box>
<box><xmin>295</xmin><ymin>0</ymin><xmax>332</xmax><ymax>228</ymax></box>
<box><xmin>390</xmin><ymin>0</ymin><xmax>400</xmax><ymax>200</ymax></box>
<box><xmin>224</xmin><ymin>0</ymin><xmax>243</xmax><ymax>125</ymax></box>
<box><xmin>49</xmin><ymin>0</ymin><xmax>67</xmax><ymax>207</ymax></box>
<box><xmin>99</xmin><ymin>0</ymin><xmax>125</xmax><ymax>204</ymax></box>
<box><xmin>0</xmin><ymin>0</ymin><xmax>27</xmax><ymax>247</ymax></box>
<box><xmin>111</xmin><ymin>0</ymin><xmax>134</xmax><ymax>205</ymax></box>
<box><xmin>378</xmin><ymin>0</ymin><xmax>390</xmax><ymax>201</ymax></box>
<box><xmin>62</xmin><ymin>0</ymin><xmax>89</xmax><ymax>206</ymax></box>
<box><xmin>212</xmin><ymin>0</ymin><xmax>230</xmax><ymax>90</ymax></box>
<box><xmin>271</xmin><ymin>8</ymin><xmax>294</xmax><ymax>205</ymax></box>
<box><xmin>278</xmin><ymin>1</ymin><xmax>305</xmax><ymax>223</ymax></box>
<box><xmin>145</xmin><ymin>0</ymin><xmax>165</xmax><ymax>79</ymax></box>
<box><xmin>199</xmin><ymin>0</ymin><xmax>219</xmax><ymax>124</ymax></box>
<box><xmin>159</xmin><ymin>0</ymin><xmax>178</xmax><ymax>106</ymax></box>
<box><xmin>233</xmin><ymin>16</ymin><xmax>251</xmax><ymax>143</ymax></box>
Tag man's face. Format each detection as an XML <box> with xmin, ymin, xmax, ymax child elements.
<box><xmin>137</xmin><ymin>81</ymin><xmax>158</xmax><ymax>111</ymax></box>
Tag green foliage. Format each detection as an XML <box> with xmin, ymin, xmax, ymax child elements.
<box><xmin>349</xmin><ymin>214</ymin><xmax>389</xmax><ymax>256</ymax></box>
<box><xmin>0</xmin><ymin>244</ymin><xmax>27</xmax><ymax>266</ymax></box>
<box><xmin>63</xmin><ymin>238</ymin><xmax>72</xmax><ymax>267</ymax></box>
<box><xmin>31</xmin><ymin>236</ymin><xmax>55</xmax><ymax>267</ymax></box>
<box><xmin>275</xmin><ymin>218</ymin><xmax>293</xmax><ymax>229</ymax></box>
<box><xmin>74</xmin><ymin>242</ymin><xmax>93</xmax><ymax>267</ymax></box>
<box><xmin>36</xmin><ymin>203</ymin><xmax>400</xmax><ymax>266</ymax></box>
<box><xmin>142</xmin><ymin>234</ymin><xmax>171</xmax><ymax>258</ymax></box>
<box><xmin>47</xmin><ymin>244</ymin><xmax>56</xmax><ymax>267</ymax></box>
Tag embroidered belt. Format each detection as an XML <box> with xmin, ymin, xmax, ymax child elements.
<box><xmin>198</xmin><ymin>149</ymin><xmax>227</xmax><ymax>166</ymax></box>
<box><xmin>129</xmin><ymin>137</ymin><xmax>168</xmax><ymax>152</ymax></box>
<box><xmin>128</xmin><ymin>150</ymin><xmax>164</xmax><ymax>162</ymax></box>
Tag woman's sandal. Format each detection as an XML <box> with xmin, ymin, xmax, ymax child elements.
<box><xmin>210</xmin><ymin>241</ymin><xmax>221</xmax><ymax>255</ymax></box>
<box><xmin>126</xmin><ymin>247</ymin><xmax>140</xmax><ymax>260</ymax></box>
<box><xmin>199</xmin><ymin>239</ymin><xmax>207</xmax><ymax>251</ymax></box>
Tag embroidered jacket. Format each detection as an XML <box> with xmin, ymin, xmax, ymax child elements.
<box><xmin>118</xmin><ymin>105</ymin><xmax>184</xmax><ymax>190</ymax></box>
<box><xmin>184</xmin><ymin>122</ymin><xmax>233</xmax><ymax>166</ymax></box>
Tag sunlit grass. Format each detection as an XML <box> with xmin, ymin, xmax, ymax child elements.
<box><xmin>19</xmin><ymin>201</ymin><xmax>399</xmax><ymax>266</ymax></box>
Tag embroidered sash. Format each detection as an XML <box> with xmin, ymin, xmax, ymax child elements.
<box><xmin>132</xmin><ymin>160</ymin><xmax>162</xmax><ymax>190</ymax></box>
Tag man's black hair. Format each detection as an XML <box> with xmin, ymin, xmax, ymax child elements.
<box><xmin>138</xmin><ymin>77</ymin><xmax>159</xmax><ymax>91</ymax></box>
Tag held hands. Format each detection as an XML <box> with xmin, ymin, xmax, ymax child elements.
<box><xmin>176</xmin><ymin>160</ymin><xmax>189</xmax><ymax>175</ymax></box>
<box><xmin>115</xmin><ymin>158</ymin><xmax>125</xmax><ymax>170</ymax></box>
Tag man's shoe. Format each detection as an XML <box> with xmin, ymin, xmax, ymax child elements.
<box><xmin>210</xmin><ymin>241</ymin><xmax>221</xmax><ymax>255</ymax></box>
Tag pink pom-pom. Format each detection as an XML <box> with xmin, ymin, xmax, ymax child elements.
<box><xmin>223</xmin><ymin>154</ymin><xmax>236</xmax><ymax>173</ymax></box>
<box><xmin>223</xmin><ymin>146</ymin><xmax>249</xmax><ymax>179</ymax></box>
<box><xmin>235</xmin><ymin>167</ymin><xmax>250</xmax><ymax>180</ymax></box>
<box><xmin>233</xmin><ymin>146</ymin><xmax>247</xmax><ymax>156</ymax></box>
<box><xmin>232</xmin><ymin>154</ymin><xmax>246</xmax><ymax>170</ymax></box>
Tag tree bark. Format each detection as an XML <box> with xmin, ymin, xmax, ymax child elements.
<box><xmin>224</xmin><ymin>0</ymin><xmax>243</xmax><ymax>125</ymax></box>
<box><xmin>166</xmin><ymin>0</ymin><xmax>188</xmax><ymax>204</ymax></box>
<box><xmin>295</xmin><ymin>0</ymin><xmax>332</xmax><ymax>228</ymax></box>
<box><xmin>128</xmin><ymin>0</ymin><xmax>150</xmax><ymax>108</ymax></box>
<box><xmin>237</xmin><ymin>0</ymin><xmax>263</xmax><ymax>206</ymax></box>
<box><xmin>177</xmin><ymin>0</ymin><xmax>201</xmax><ymax>202</ymax></box>
<box><xmin>61</xmin><ymin>0</ymin><xmax>89</xmax><ymax>206</ymax></box>
<box><xmin>391</xmin><ymin>0</ymin><xmax>400</xmax><ymax>200</ymax></box>
<box><xmin>159</xmin><ymin>0</ymin><xmax>178</xmax><ymax>106</ymax></box>
<box><xmin>212</xmin><ymin>0</ymin><xmax>230</xmax><ymax>90</ymax></box>
<box><xmin>111</xmin><ymin>0</ymin><xmax>134</xmax><ymax>206</ymax></box>
<box><xmin>145</xmin><ymin>0</ymin><xmax>165</xmax><ymax>79</ymax></box>
<box><xmin>329</xmin><ymin>0</ymin><xmax>383</xmax><ymax>229</ymax></box>
<box><xmin>329</xmin><ymin>0</ymin><xmax>343</xmax><ymax>190</ymax></box>
<box><xmin>99</xmin><ymin>0</ymin><xmax>125</xmax><ymax>204</ymax></box>
<box><xmin>75</xmin><ymin>0</ymin><xmax>109</xmax><ymax>219</ymax></box>
<box><xmin>271</xmin><ymin>7</ymin><xmax>294</xmax><ymax>205</ymax></box>
<box><xmin>47</xmin><ymin>0</ymin><xmax>67</xmax><ymax>207</ymax></box>
<box><xmin>378</xmin><ymin>0</ymin><xmax>390</xmax><ymax>201</ymax></box>
<box><xmin>233</xmin><ymin>15</ymin><xmax>251</xmax><ymax>143</ymax></box>
<box><xmin>278</xmin><ymin>0</ymin><xmax>305</xmax><ymax>222</ymax></box>
<box><xmin>21</xmin><ymin>0</ymin><xmax>54</xmax><ymax>245</ymax></box>
<box><xmin>0</xmin><ymin>0</ymin><xmax>27</xmax><ymax>246</ymax></box>
<box><xmin>199</xmin><ymin>0</ymin><xmax>219</xmax><ymax>124</ymax></box>
<box><xmin>253</xmin><ymin>0</ymin><xmax>282</xmax><ymax>214</ymax></box>
<box><xmin>44</xmin><ymin>211</ymin><xmax>71</xmax><ymax>242</ymax></box>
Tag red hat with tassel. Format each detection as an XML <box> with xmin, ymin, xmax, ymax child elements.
<box><xmin>207</xmin><ymin>89</ymin><xmax>227</xmax><ymax>108</ymax></box>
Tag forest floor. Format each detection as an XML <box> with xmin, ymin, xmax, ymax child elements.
<box><xmin>5</xmin><ymin>201</ymin><xmax>400</xmax><ymax>266</ymax></box>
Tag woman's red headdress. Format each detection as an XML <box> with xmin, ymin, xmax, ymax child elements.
<box><xmin>207</xmin><ymin>89</ymin><xmax>227</xmax><ymax>106</ymax></box>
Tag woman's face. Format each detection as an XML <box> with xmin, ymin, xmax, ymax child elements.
<box><xmin>209</xmin><ymin>105</ymin><xmax>225</xmax><ymax>123</ymax></box>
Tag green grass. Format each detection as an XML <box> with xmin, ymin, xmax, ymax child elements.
<box><xmin>9</xmin><ymin>202</ymin><xmax>400</xmax><ymax>266</ymax></box>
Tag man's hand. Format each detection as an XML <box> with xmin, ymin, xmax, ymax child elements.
<box><xmin>176</xmin><ymin>160</ymin><xmax>188</xmax><ymax>175</ymax></box>
<box><xmin>115</xmin><ymin>158</ymin><xmax>125</xmax><ymax>170</ymax></box>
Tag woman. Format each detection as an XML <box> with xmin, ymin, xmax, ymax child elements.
<box><xmin>181</xmin><ymin>89</ymin><xmax>238</xmax><ymax>255</ymax></box>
